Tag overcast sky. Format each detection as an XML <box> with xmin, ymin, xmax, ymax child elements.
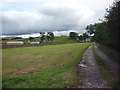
<box><xmin>0</xmin><ymin>0</ymin><xmax>114</xmax><ymax>35</ymax></box>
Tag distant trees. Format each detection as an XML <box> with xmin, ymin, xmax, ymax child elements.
<box><xmin>78</xmin><ymin>35</ymin><xmax>83</xmax><ymax>40</ymax></box>
<box><xmin>69</xmin><ymin>32</ymin><xmax>90</xmax><ymax>42</ymax></box>
<box><xmin>47</xmin><ymin>32</ymin><xmax>50</xmax><ymax>41</ymax></box>
<box><xmin>40</xmin><ymin>32</ymin><xmax>45</xmax><ymax>42</ymax></box>
<box><xmin>47</xmin><ymin>32</ymin><xmax>54</xmax><ymax>42</ymax></box>
<box><xmin>39</xmin><ymin>32</ymin><xmax>54</xmax><ymax>42</ymax></box>
<box><xmin>94</xmin><ymin>23</ymin><xmax>108</xmax><ymax>44</ymax></box>
<box><xmin>85</xmin><ymin>24</ymin><xmax>95</xmax><ymax>35</ymax></box>
<box><xmin>69</xmin><ymin>32</ymin><xmax>78</xmax><ymax>40</ymax></box>
<box><xmin>83</xmin><ymin>33</ymin><xmax>89</xmax><ymax>41</ymax></box>
<box><xmin>86</xmin><ymin>22</ymin><xmax>112</xmax><ymax>44</ymax></box>
<box><xmin>29</xmin><ymin>37</ymin><xmax>34</xmax><ymax>40</ymax></box>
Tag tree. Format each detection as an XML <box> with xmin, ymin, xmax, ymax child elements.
<box><xmin>47</xmin><ymin>32</ymin><xmax>50</xmax><ymax>41</ymax></box>
<box><xmin>41</xmin><ymin>35</ymin><xmax>45</xmax><ymax>42</ymax></box>
<box><xmin>94</xmin><ymin>23</ymin><xmax>107</xmax><ymax>44</ymax></box>
<box><xmin>105</xmin><ymin>1</ymin><xmax>120</xmax><ymax>50</ymax></box>
<box><xmin>83</xmin><ymin>33</ymin><xmax>89</xmax><ymax>42</ymax></box>
<box><xmin>93</xmin><ymin>1</ymin><xmax>120</xmax><ymax>51</ymax></box>
<box><xmin>40</xmin><ymin>32</ymin><xmax>45</xmax><ymax>42</ymax></box>
<box><xmin>40</xmin><ymin>32</ymin><xmax>45</xmax><ymax>36</ymax></box>
<box><xmin>85</xmin><ymin>24</ymin><xmax>95</xmax><ymax>35</ymax></box>
<box><xmin>69</xmin><ymin>32</ymin><xmax>78</xmax><ymax>40</ymax></box>
<box><xmin>78</xmin><ymin>35</ymin><xmax>83</xmax><ymax>40</ymax></box>
<box><xmin>47</xmin><ymin>32</ymin><xmax>54</xmax><ymax>42</ymax></box>
<box><xmin>50</xmin><ymin>32</ymin><xmax>54</xmax><ymax>42</ymax></box>
<box><xmin>29</xmin><ymin>37</ymin><xmax>34</xmax><ymax>41</ymax></box>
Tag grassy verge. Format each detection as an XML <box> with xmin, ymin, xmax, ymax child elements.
<box><xmin>2</xmin><ymin>43</ymin><xmax>91</xmax><ymax>88</ymax></box>
<box><xmin>93</xmin><ymin>45</ymin><xmax>120</xmax><ymax>89</ymax></box>
<box><xmin>97</xmin><ymin>44</ymin><xmax>120</xmax><ymax>64</ymax></box>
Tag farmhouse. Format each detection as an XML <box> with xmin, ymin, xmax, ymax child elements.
<box><xmin>77</xmin><ymin>38</ymin><xmax>91</xmax><ymax>43</ymax></box>
<box><xmin>7</xmin><ymin>41</ymin><xmax>24</xmax><ymax>45</ymax></box>
<box><xmin>29</xmin><ymin>42</ymin><xmax>39</xmax><ymax>44</ymax></box>
<box><xmin>85</xmin><ymin>38</ymin><xmax>91</xmax><ymax>42</ymax></box>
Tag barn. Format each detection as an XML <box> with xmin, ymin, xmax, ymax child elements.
<box><xmin>7</xmin><ymin>41</ymin><xmax>24</xmax><ymax>45</ymax></box>
<box><xmin>29</xmin><ymin>42</ymin><xmax>39</xmax><ymax>44</ymax></box>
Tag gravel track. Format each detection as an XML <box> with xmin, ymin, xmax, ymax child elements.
<box><xmin>78</xmin><ymin>45</ymin><xmax>110</xmax><ymax>88</ymax></box>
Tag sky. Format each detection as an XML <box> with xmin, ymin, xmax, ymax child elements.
<box><xmin>0</xmin><ymin>0</ymin><xmax>114</xmax><ymax>36</ymax></box>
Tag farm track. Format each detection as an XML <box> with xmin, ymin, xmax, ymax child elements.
<box><xmin>94</xmin><ymin>43</ymin><xmax>120</xmax><ymax>75</ymax></box>
<box><xmin>78</xmin><ymin>44</ymin><xmax>110</xmax><ymax>88</ymax></box>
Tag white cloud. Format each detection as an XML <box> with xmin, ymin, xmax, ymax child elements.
<box><xmin>1</xmin><ymin>0</ymin><xmax>114</xmax><ymax>35</ymax></box>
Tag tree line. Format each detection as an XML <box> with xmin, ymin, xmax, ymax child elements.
<box><xmin>29</xmin><ymin>31</ymin><xmax>90</xmax><ymax>43</ymax></box>
<box><xmin>29</xmin><ymin>32</ymin><xmax>54</xmax><ymax>42</ymax></box>
<box><xmin>69</xmin><ymin>32</ymin><xmax>89</xmax><ymax>42</ymax></box>
<box><xmin>40</xmin><ymin>32</ymin><xmax>54</xmax><ymax>42</ymax></box>
<box><xmin>86</xmin><ymin>1</ymin><xmax>120</xmax><ymax>51</ymax></box>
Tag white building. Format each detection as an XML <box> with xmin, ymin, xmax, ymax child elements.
<box><xmin>85</xmin><ymin>38</ymin><xmax>91</xmax><ymax>42</ymax></box>
<box><xmin>7</xmin><ymin>41</ymin><xmax>24</xmax><ymax>45</ymax></box>
<box><xmin>29</xmin><ymin>42</ymin><xmax>39</xmax><ymax>44</ymax></box>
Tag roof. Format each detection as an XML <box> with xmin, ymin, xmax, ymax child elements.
<box><xmin>7</xmin><ymin>41</ymin><xmax>24</xmax><ymax>44</ymax></box>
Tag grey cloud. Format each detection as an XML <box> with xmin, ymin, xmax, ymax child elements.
<box><xmin>2</xmin><ymin>8</ymin><xmax>84</xmax><ymax>34</ymax></box>
<box><xmin>1</xmin><ymin>0</ymin><xmax>113</xmax><ymax>35</ymax></box>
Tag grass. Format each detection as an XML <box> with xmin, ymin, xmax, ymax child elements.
<box><xmin>2</xmin><ymin>43</ymin><xmax>91</xmax><ymax>88</ymax></box>
<box><xmin>97</xmin><ymin>44</ymin><xmax>120</xmax><ymax>64</ymax></box>
<box><xmin>53</xmin><ymin>36</ymin><xmax>76</xmax><ymax>43</ymax></box>
<box><xmin>93</xmin><ymin>44</ymin><xmax>120</xmax><ymax>89</ymax></box>
<box><xmin>2</xmin><ymin>36</ymin><xmax>76</xmax><ymax>44</ymax></box>
<box><xmin>2</xmin><ymin>36</ymin><xmax>77</xmax><ymax>49</ymax></box>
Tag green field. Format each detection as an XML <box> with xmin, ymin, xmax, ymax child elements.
<box><xmin>2</xmin><ymin>36</ymin><xmax>77</xmax><ymax>49</ymax></box>
<box><xmin>2</xmin><ymin>43</ymin><xmax>91</xmax><ymax>88</ymax></box>
<box><xmin>2</xmin><ymin>36</ymin><xmax>76</xmax><ymax>44</ymax></box>
<box><xmin>53</xmin><ymin>36</ymin><xmax>76</xmax><ymax>43</ymax></box>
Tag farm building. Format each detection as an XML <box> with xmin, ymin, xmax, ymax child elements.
<box><xmin>29</xmin><ymin>42</ymin><xmax>39</xmax><ymax>44</ymax></box>
<box><xmin>77</xmin><ymin>38</ymin><xmax>91</xmax><ymax>43</ymax></box>
<box><xmin>7</xmin><ymin>41</ymin><xmax>24</xmax><ymax>45</ymax></box>
<box><xmin>85</xmin><ymin>38</ymin><xmax>91</xmax><ymax>42</ymax></box>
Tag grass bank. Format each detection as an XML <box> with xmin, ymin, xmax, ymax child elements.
<box><xmin>97</xmin><ymin>44</ymin><xmax>120</xmax><ymax>64</ymax></box>
<box><xmin>2</xmin><ymin>43</ymin><xmax>91</xmax><ymax>88</ymax></box>
<box><xmin>93</xmin><ymin>45</ymin><xmax>120</xmax><ymax>89</ymax></box>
